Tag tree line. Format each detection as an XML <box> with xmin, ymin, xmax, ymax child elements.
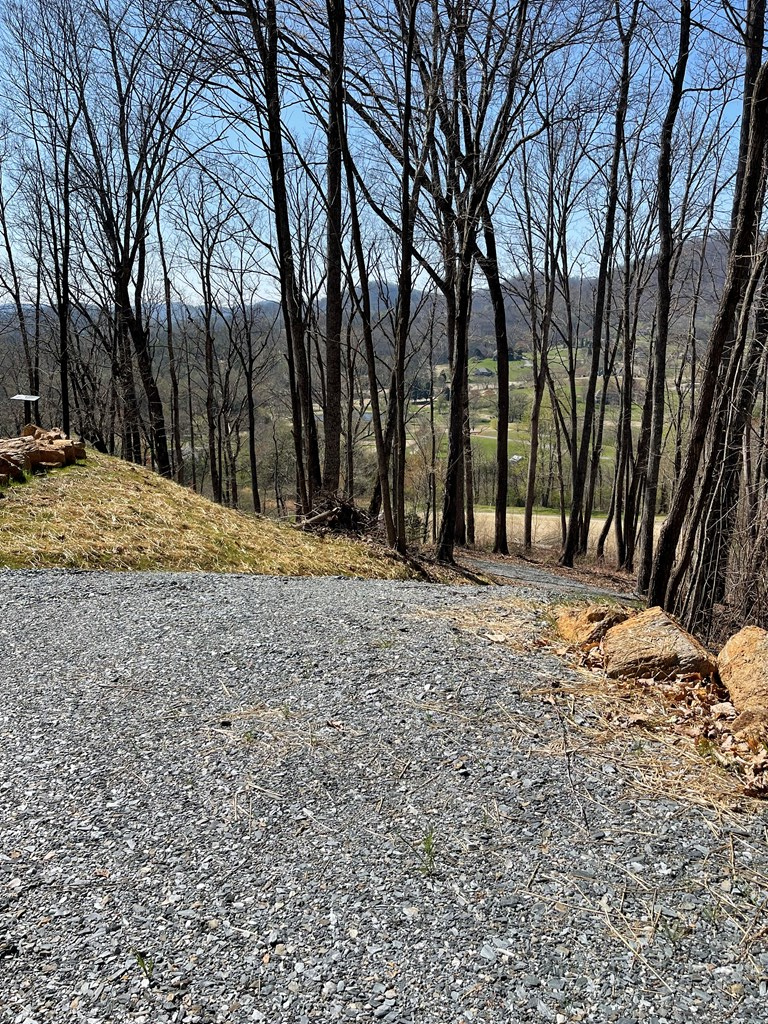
<box><xmin>0</xmin><ymin>0</ymin><xmax>766</xmax><ymax>638</ymax></box>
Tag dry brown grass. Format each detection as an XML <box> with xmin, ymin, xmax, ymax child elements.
<box><xmin>0</xmin><ymin>450</ymin><xmax>420</xmax><ymax>579</ymax></box>
<box><xmin>530</xmin><ymin>673</ymin><xmax>751</xmax><ymax>814</ymax></box>
<box><xmin>446</xmin><ymin>594</ymin><xmax>762</xmax><ymax>814</ymax></box>
<box><xmin>473</xmin><ymin>509</ymin><xmax>663</xmax><ymax>562</ymax></box>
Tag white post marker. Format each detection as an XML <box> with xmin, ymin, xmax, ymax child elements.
<box><xmin>11</xmin><ymin>394</ymin><xmax>40</xmax><ymax>426</ymax></box>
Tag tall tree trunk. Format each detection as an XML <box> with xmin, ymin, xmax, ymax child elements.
<box><xmin>582</xmin><ymin>279</ymin><xmax>619</xmax><ymax>554</ymax></box>
<box><xmin>322</xmin><ymin>0</ymin><xmax>345</xmax><ymax>496</ymax></box>
<box><xmin>438</xmin><ymin>242</ymin><xmax>473</xmax><ymax>563</ymax></box>
<box><xmin>392</xmin><ymin>0</ymin><xmax>419</xmax><ymax>554</ymax></box>
<box><xmin>478</xmin><ymin>205</ymin><xmax>510</xmax><ymax>554</ymax></box>
<box><xmin>186</xmin><ymin>339</ymin><xmax>197</xmax><ymax>492</ymax></box>
<box><xmin>57</xmin><ymin>137</ymin><xmax>73</xmax><ymax>436</ymax></box>
<box><xmin>246</xmin><ymin>370</ymin><xmax>261</xmax><ymax>513</ymax></box>
<box><xmin>245</xmin><ymin>0</ymin><xmax>320</xmax><ymax>512</ymax></box>
<box><xmin>115</xmin><ymin>316</ymin><xmax>142</xmax><ymax>465</ymax></box>
<box><xmin>463</xmin><ymin>377</ymin><xmax>475</xmax><ymax>546</ymax></box>
<box><xmin>116</xmin><ymin>273</ymin><xmax>172</xmax><ymax>478</ymax></box>
<box><xmin>205</xmin><ymin>324</ymin><xmax>221</xmax><ymax>503</ymax></box>
<box><xmin>637</xmin><ymin>0</ymin><xmax>691</xmax><ymax>593</ymax></box>
<box><xmin>649</xmin><ymin>61</ymin><xmax>768</xmax><ymax>607</ymax></box>
<box><xmin>560</xmin><ymin>0</ymin><xmax>639</xmax><ymax>567</ymax></box>
<box><xmin>157</xmin><ymin>216</ymin><xmax>184</xmax><ymax>483</ymax></box>
<box><xmin>343</xmin><ymin>144</ymin><xmax>396</xmax><ymax>544</ymax></box>
<box><xmin>344</xmin><ymin>319</ymin><xmax>355</xmax><ymax>500</ymax></box>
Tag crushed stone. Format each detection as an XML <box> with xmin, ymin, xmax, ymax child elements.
<box><xmin>1</xmin><ymin>569</ymin><xmax>767</xmax><ymax>1023</ymax></box>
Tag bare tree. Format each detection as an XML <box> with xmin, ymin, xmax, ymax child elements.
<box><xmin>560</xmin><ymin>0</ymin><xmax>640</xmax><ymax>567</ymax></box>
<box><xmin>635</xmin><ymin>0</ymin><xmax>692</xmax><ymax>592</ymax></box>
<box><xmin>649</xmin><ymin>58</ymin><xmax>768</xmax><ymax>608</ymax></box>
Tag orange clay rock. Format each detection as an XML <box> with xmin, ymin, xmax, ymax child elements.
<box><xmin>601</xmin><ymin>606</ymin><xmax>717</xmax><ymax>681</ymax></box>
<box><xmin>556</xmin><ymin>605</ymin><xmax>633</xmax><ymax>649</ymax></box>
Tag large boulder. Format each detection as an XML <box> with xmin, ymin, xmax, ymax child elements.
<box><xmin>718</xmin><ymin>626</ymin><xmax>768</xmax><ymax>715</ymax></box>
<box><xmin>556</xmin><ymin>604</ymin><xmax>633</xmax><ymax>649</ymax></box>
<box><xmin>731</xmin><ymin>709</ymin><xmax>768</xmax><ymax>745</ymax></box>
<box><xmin>602</xmin><ymin>606</ymin><xmax>717</xmax><ymax>681</ymax></box>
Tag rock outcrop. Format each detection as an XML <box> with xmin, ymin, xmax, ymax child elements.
<box><xmin>556</xmin><ymin>604</ymin><xmax>633</xmax><ymax>649</ymax></box>
<box><xmin>601</xmin><ymin>606</ymin><xmax>717</xmax><ymax>681</ymax></box>
<box><xmin>718</xmin><ymin>626</ymin><xmax>768</xmax><ymax>717</ymax></box>
<box><xmin>0</xmin><ymin>427</ymin><xmax>86</xmax><ymax>484</ymax></box>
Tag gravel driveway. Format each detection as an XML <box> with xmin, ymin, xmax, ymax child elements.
<box><xmin>460</xmin><ymin>556</ymin><xmax>637</xmax><ymax>599</ymax></box>
<box><xmin>2</xmin><ymin>569</ymin><xmax>767</xmax><ymax>1024</ymax></box>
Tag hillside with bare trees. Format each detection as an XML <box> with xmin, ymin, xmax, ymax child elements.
<box><xmin>0</xmin><ymin>0</ymin><xmax>766</xmax><ymax>638</ymax></box>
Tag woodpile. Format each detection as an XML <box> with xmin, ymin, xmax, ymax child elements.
<box><xmin>295</xmin><ymin>497</ymin><xmax>371</xmax><ymax>534</ymax></box>
<box><xmin>0</xmin><ymin>426</ymin><xmax>86</xmax><ymax>485</ymax></box>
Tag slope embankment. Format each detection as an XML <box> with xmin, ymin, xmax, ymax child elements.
<box><xmin>0</xmin><ymin>446</ymin><xmax>414</xmax><ymax>579</ymax></box>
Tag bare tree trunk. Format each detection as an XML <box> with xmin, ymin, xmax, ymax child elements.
<box><xmin>429</xmin><ymin>325</ymin><xmax>437</xmax><ymax>542</ymax></box>
<box><xmin>560</xmin><ymin>0</ymin><xmax>639</xmax><ymax>567</ymax></box>
<box><xmin>637</xmin><ymin>0</ymin><xmax>691</xmax><ymax>593</ymax></box>
<box><xmin>477</xmin><ymin>204</ymin><xmax>510</xmax><ymax>554</ymax></box>
<box><xmin>463</xmin><ymin>377</ymin><xmax>475</xmax><ymax>546</ymax></box>
<box><xmin>55</xmin><ymin>133</ymin><xmax>73</xmax><ymax>435</ymax></box>
<box><xmin>204</xmin><ymin>320</ymin><xmax>221</xmax><ymax>504</ymax></box>
<box><xmin>344</xmin><ymin>319</ymin><xmax>355</xmax><ymax>500</ymax></box>
<box><xmin>115</xmin><ymin>317</ymin><xmax>142</xmax><ymax>465</ymax></box>
<box><xmin>582</xmin><ymin>279</ymin><xmax>619</xmax><ymax>554</ymax></box>
<box><xmin>157</xmin><ymin>215</ymin><xmax>184</xmax><ymax>483</ymax></box>
<box><xmin>649</xmin><ymin>61</ymin><xmax>768</xmax><ymax>607</ymax></box>
<box><xmin>246</xmin><ymin>382</ymin><xmax>261</xmax><ymax>513</ymax></box>
<box><xmin>391</xmin><ymin>0</ymin><xmax>422</xmax><ymax>554</ymax></box>
<box><xmin>244</xmin><ymin>0</ymin><xmax>320</xmax><ymax>512</ymax></box>
<box><xmin>342</xmin><ymin>116</ymin><xmax>396</xmax><ymax>544</ymax></box>
<box><xmin>321</xmin><ymin>0</ymin><xmax>345</xmax><ymax>496</ymax></box>
<box><xmin>185</xmin><ymin>337</ymin><xmax>197</xmax><ymax>491</ymax></box>
<box><xmin>438</xmin><ymin>244</ymin><xmax>473</xmax><ymax>562</ymax></box>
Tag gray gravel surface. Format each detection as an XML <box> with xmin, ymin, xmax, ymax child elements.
<box><xmin>2</xmin><ymin>569</ymin><xmax>768</xmax><ymax>1024</ymax></box>
<box><xmin>462</xmin><ymin>556</ymin><xmax>637</xmax><ymax>600</ymax></box>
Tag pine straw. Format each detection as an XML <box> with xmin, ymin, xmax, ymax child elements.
<box><xmin>0</xmin><ymin>450</ymin><xmax>420</xmax><ymax>579</ymax></box>
<box><xmin>432</xmin><ymin>595</ymin><xmax>546</xmax><ymax>650</ymax></box>
<box><xmin>527</xmin><ymin>674</ymin><xmax>752</xmax><ymax>814</ymax></box>
<box><xmin>446</xmin><ymin>595</ymin><xmax>763</xmax><ymax>815</ymax></box>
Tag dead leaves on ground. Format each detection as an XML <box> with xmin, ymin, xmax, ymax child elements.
<box><xmin>450</xmin><ymin>595</ymin><xmax>768</xmax><ymax>803</ymax></box>
<box><xmin>558</xmin><ymin>622</ymin><xmax>768</xmax><ymax>801</ymax></box>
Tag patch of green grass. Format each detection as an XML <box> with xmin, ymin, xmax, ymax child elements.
<box><xmin>419</xmin><ymin>825</ymin><xmax>438</xmax><ymax>877</ymax></box>
<box><xmin>132</xmin><ymin>949</ymin><xmax>154</xmax><ymax>981</ymax></box>
<box><xmin>371</xmin><ymin>638</ymin><xmax>396</xmax><ymax>650</ymax></box>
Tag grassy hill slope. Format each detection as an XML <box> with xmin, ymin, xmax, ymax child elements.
<box><xmin>0</xmin><ymin>450</ymin><xmax>416</xmax><ymax>579</ymax></box>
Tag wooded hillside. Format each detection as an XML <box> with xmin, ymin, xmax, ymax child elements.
<box><xmin>0</xmin><ymin>0</ymin><xmax>766</xmax><ymax>638</ymax></box>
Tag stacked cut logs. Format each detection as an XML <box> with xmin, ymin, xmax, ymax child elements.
<box><xmin>0</xmin><ymin>426</ymin><xmax>86</xmax><ymax>485</ymax></box>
